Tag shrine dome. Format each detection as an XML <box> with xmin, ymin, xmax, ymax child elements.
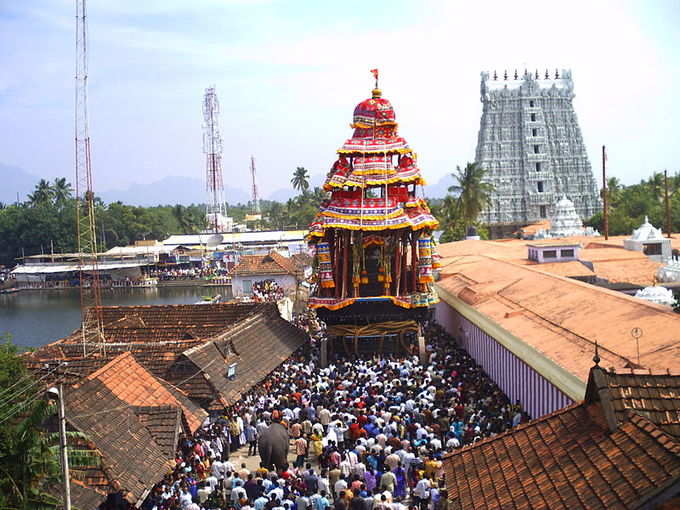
<box><xmin>352</xmin><ymin>88</ymin><xmax>397</xmax><ymax>128</ymax></box>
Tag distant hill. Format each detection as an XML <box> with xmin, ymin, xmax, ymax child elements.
<box><xmin>99</xmin><ymin>176</ymin><xmax>250</xmax><ymax>206</ymax></box>
<box><xmin>0</xmin><ymin>164</ymin><xmax>39</xmax><ymax>204</ymax></box>
<box><xmin>424</xmin><ymin>173</ymin><xmax>457</xmax><ymax>199</ymax></box>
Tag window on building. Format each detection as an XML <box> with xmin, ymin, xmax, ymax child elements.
<box><xmin>243</xmin><ymin>279</ymin><xmax>252</xmax><ymax>294</ymax></box>
<box><xmin>227</xmin><ymin>363</ymin><xmax>237</xmax><ymax>379</ymax></box>
<box><xmin>543</xmin><ymin>250</ymin><xmax>557</xmax><ymax>259</ymax></box>
<box><xmin>540</xmin><ymin>205</ymin><xmax>547</xmax><ymax>218</ymax></box>
<box><xmin>529</xmin><ymin>100</ymin><xmax>535</xmax><ymax>107</ymax></box>
<box><xmin>643</xmin><ymin>243</ymin><xmax>662</xmax><ymax>256</ymax></box>
<box><xmin>537</xmin><ymin>181</ymin><xmax>544</xmax><ymax>192</ymax></box>
<box><xmin>535</xmin><ymin>162</ymin><xmax>541</xmax><ymax>172</ymax></box>
<box><xmin>561</xmin><ymin>249</ymin><xmax>575</xmax><ymax>258</ymax></box>
<box><xmin>530</xmin><ymin>113</ymin><xmax>536</xmax><ymax>122</ymax></box>
<box><xmin>534</xmin><ymin>145</ymin><xmax>540</xmax><ymax>154</ymax></box>
<box><xmin>532</xmin><ymin>128</ymin><xmax>538</xmax><ymax>137</ymax></box>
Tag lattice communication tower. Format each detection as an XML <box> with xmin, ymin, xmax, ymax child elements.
<box><xmin>203</xmin><ymin>87</ymin><xmax>227</xmax><ymax>233</ymax></box>
<box><xmin>74</xmin><ymin>0</ymin><xmax>105</xmax><ymax>356</ymax></box>
<box><xmin>250</xmin><ymin>155</ymin><xmax>260</xmax><ymax>214</ymax></box>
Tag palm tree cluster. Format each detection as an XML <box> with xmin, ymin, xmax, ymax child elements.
<box><xmin>435</xmin><ymin>162</ymin><xmax>494</xmax><ymax>242</ymax></box>
<box><xmin>27</xmin><ymin>178</ymin><xmax>73</xmax><ymax>208</ymax></box>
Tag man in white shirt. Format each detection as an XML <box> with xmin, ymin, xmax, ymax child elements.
<box><xmin>334</xmin><ymin>477</ymin><xmax>348</xmax><ymax>499</ymax></box>
<box><xmin>413</xmin><ymin>478</ymin><xmax>431</xmax><ymax>510</ymax></box>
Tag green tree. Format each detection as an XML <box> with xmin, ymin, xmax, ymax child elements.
<box><xmin>51</xmin><ymin>178</ymin><xmax>73</xmax><ymax>207</ymax></box>
<box><xmin>0</xmin><ymin>337</ymin><xmax>61</xmax><ymax>510</ymax></box>
<box><xmin>448</xmin><ymin>162</ymin><xmax>494</xmax><ymax>231</ymax></box>
<box><xmin>27</xmin><ymin>180</ymin><xmax>54</xmax><ymax>207</ymax></box>
<box><xmin>291</xmin><ymin>167</ymin><xmax>310</xmax><ymax>194</ymax></box>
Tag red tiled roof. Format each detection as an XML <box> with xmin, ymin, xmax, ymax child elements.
<box><xmin>232</xmin><ymin>251</ymin><xmax>297</xmax><ymax>276</ymax></box>
<box><xmin>64</xmin><ymin>381</ymin><xmax>174</xmax><ymax>505</ymax></box>
<box><xmin>586</xmin><ymin>366</ymin><xmax>680</xmax><ymax>439</ymax></box>
<box><xmin>436</xmin><ymin>256</ymin><xmax>680</xmax><ymax>383</ymax></box>
<box><xmin>444</xmin><ymin>403</ymin><xmax>680</xmax><ymax>510</ymax></box>
<box><xmin>443</xmin><ymin>367</ymin><xmax>680</xmax><ymax>510</ymax></box>
<box><xmin>81</xmin><ymin>352</ymin><xmax>206</xmax><ymax>433</ymax></box>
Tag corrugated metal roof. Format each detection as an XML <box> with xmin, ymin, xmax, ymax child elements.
<box><xmin>163</xmin><ymin>230</ymin><xmax>308</xmax><ymax>246</ymax></box>
<box><xmin>11</xmin><ymin>261</ymin><xmax>146</xmax><ymax>274</ymax></box>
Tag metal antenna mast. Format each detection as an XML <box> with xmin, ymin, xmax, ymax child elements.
<box><xmin>75</xmin><ymin>0</ymin><xmax>105</xmax><ymax>356</ymax></box>
<box><xmin>250</xmin><ymin>155</ymin><xmax>260</xmax><ymax>214</ymax></box>
<box><xmin>202</xmin><ymin>87</ymin><xmax>226</xmax><ymax>233</ymax></box>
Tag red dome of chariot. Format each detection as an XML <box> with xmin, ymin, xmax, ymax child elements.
<box><xmin>352</xmin><ymin>88</ymin><xmax>396</xmax><ymax>129</ymax></box>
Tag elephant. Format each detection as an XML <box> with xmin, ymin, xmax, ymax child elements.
<box><xmin>258</xmin><ymin>422</ymin><xmax>289</xmax><ymax>470</ymax></box>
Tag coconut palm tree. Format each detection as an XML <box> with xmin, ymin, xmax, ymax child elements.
<box><xmin>51</xmin><ymin>178</ymin><xmax>73</xmax><ymax>205</ymax></box>
<box><xmin>448</xmin><ymin>162</ymin><xmax>495</xmax><ymax>230</ymax></box>
<box><xmin>291</xmin><ymin>167</ymin><xmax>310</xmax><ymax>194</ymax></box>
<box><xmin>27</xmin><ymin>179</ymin><xmax>54</xmax><ymax>207</ymax></box>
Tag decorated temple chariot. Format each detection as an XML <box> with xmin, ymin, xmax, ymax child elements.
<box><xmin>307</xmin><ymin>71</ymin><xmax>440</xmax><ymax>358</ymax></box>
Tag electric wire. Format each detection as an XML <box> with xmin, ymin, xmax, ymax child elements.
<box><xmin>0</xmin><ymin>361</ymin><xmax>67</xmax><ymax>407</ymax></box>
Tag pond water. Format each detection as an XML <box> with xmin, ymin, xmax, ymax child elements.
<box><xmin>0</xmin><ymin>286</ymin><xmax>232</xmax><ymax>349</ymax></box>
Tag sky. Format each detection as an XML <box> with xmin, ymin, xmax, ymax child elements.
<box><xmin>0</xmin><ymin>0</ymin><xmax>679</xmax><ymax>200</ymax></box>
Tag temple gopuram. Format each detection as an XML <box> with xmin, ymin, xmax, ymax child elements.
<box><xmin>308</xmin><ymin>71</ymin><xmax>440</xmax><ymax>360</ymax></box>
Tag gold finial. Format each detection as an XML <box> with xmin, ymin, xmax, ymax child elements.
<box><xmin>372</xmin><ymin>88</ymin><xmax>382</xmax><ymax>98</ymax></box>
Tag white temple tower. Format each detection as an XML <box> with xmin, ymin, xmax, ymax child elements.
<box><xmin>475</xmin><ymin>69</ymin><xmax>601</xmax><ymax>237</ymax></box>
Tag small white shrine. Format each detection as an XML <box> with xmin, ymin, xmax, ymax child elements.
<box><xmin>634</xmin><ymin>286</ymin><xmax>677</xmax><ymax>307</ymax></box>
<box><xmin>657</xmin><ymin>257</ymin><xmax>680</xmax><ymax>283</ymax></box>
<box><xmin>534</xmin><ymin>196</ymin><xmax>599</xmax><ymax>239</ymax></box>
<box><xmin>623</xmin><ymin>216</ymin><xmax>671</xmax><ymax>262</ymax></box>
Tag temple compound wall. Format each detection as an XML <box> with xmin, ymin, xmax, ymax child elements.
<box><xmin>475</xmin><ymin>69</ymin><xmax>601</xmax><ymax>234</ymax></box>
<box><xmin>434</xmin><ymin>300</ymin><xmax>575</xmax><ymax>419</ymax></box>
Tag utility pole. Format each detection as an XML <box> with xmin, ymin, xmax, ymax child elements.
<box><xmin>50</xmin><ymin>385</ymin><xmax>71</xmax><ymax>510</ymax></box>
<box><xmin>664</xmin><ymin>169</ymin><xmax>672</xmax><ymax>238</ymax></box>
<box><xmin>602</xmin><ymin>145</ymin><xmax>608</xmax><ymax>240</ymax></box>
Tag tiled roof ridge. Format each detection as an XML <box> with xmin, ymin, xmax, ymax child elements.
<box><xmin>90</xmin><ymin>302</ymin><xmax>258</xmax><ymax>311</ymax></box>
<box><xmin>268</xmin><ymin>250</ymin><xmax>298</xmax><ymax>274</ymax></box>
<box><xmin>626</xmin><ymin>411</ymin><xmax>680</xmax><ymax>457</ymax></box>
<box><xmin>442</xmin><ymin>401</ymin><xmax>585</xmax><ymax>460</ymax></box>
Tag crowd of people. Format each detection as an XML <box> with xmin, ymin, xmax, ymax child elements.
<box><xmin>147</xmin><ymin>266</ymin><xmax>229</xmax><ymax>281</ymax></box>
<box><xmin>252</xmin><ymin>280</ymin><xmax>285</xmax><ymax>303</ymax></box>
<box><xmin>142</xmin><ymin>317</ymin><xmax>527</xmax><ymax>510</ymax></box>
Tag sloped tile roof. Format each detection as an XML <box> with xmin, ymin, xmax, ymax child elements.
<box><xmin>26</xmin><ymin>303</ymin><xmax>279</xmax><ymax>388</ymax></box>
<box><xmin>132</xmin><ymin>405</ymin><xmax>182</xmax><ymax>459</ymax></box>
<box><xmin>64</xmin><ymin>381</ymin><xmax>174</xmax><ymax>504</ymax></box>
<box><xmin>436</xmin><ymin>256</ymin><xmax>680</xmax><ymax>383</ymax></box>
<box><xmin>82</xmin><ymin>352</ymin><xmax>206</xmax><ymax>433</ymax></box>
<box><xmin>184</xmin><ymin>312</ymin><xmax>307</xmax><ymax>406</ymax></box>
<box><xmin>232</xmin><ymin>251</ymin><xmax>298</xmax><ymax>276</ymax></box>
<box><xmin>443</xmin><ymin>402</ymin><xmax>680</xmax><ymax>510</ymax></box>
<box><xmin>587</xmin><ymin>367</ymin><xmax>680</xmax><ymax>439</ymax></box>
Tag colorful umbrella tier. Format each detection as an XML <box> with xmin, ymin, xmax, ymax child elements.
<box><xmin>338</xmin><ymin>137</ymin><xmax>410</xmax><ymax>155</ymax></box>
<box><xmin>308</xmin><ymin>292</ymin><xmax>439</xmax><ymax>311</ymax></box>
<box><xmin>308</xmin><ymin>206</ymin><xmax>438</xmax><ymax>237</ymax></box>
<box><xmin>324</xmin><ymin>156</ymin><xmax>423</xmax><ymax>190</ymax></box>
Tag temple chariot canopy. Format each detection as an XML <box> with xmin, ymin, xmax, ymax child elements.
<box><xmin>307</xmin><ymin>72</ymin><xmax>440</xmax><ymax>318</ymax></box>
